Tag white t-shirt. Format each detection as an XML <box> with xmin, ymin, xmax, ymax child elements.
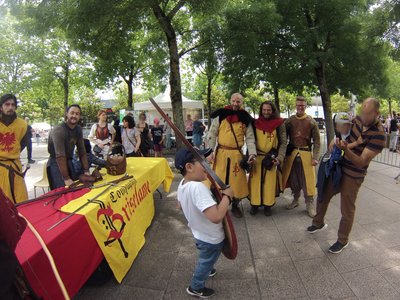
<box><xmin>177</xmin><ymin>179</ymin><xmax>224</xmax><ymax>244</ymax></box>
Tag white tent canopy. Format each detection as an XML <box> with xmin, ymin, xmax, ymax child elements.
<box><xmin>133</xmin><ymin>86</ymin><xmax>203</xmax><ymax>111</ymax></box>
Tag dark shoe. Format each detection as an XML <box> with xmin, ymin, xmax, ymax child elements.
<box><xmin>186</xmin><ymin>286</ymin><xmax>215</xmax><ymax>298</ymax></box>
<box><xmin>307</xmin><ymin>223</ymin><xmax>328</xmax><ymax>234</ymax></box>
<box><xmin>231</xmin><ymin>205</ymin><xmax>243</xmax><ymax>218</ymax></box>
<box><xmin>249</xmin><ymin>206</ymin><xmax>258</xmax><ymax>215</ymax></box>
<box><xmin>328</xmin><ymin>241</ymin><xmax>349</xmax><ymax>254</ymax></box>
<box><xmin>209</xmin><ymin>268</ymin><xmax>216</xmax><ymax>277</ymax></box>
<box><xmin>264</xmin><ymin>206</ymin><xmax>272</xmax><ymax>216</ymax></box>
<box><xmin>28</xmin><ymin>159</ymin><xmax>35</xmax><ymax>164</ymax></box>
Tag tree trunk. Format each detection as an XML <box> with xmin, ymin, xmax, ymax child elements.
<box><xmin>62</xmin><ymin>52</ymin><xmax>71</xmax><ymax>111</ymax></box>
<box><xmin>273</xmin><ymin>85</ymin><xmax>280</xmax><ymax>113</ymax></box>
<box><xmin>206</xmin><ymin>75</ymin><xmax>212</xmax><ymax>127</ymax></box>
<box><xmin>388</xmin><ymin>98</ymin><xmax>392</xmax><ymax>115</ymax></box>
<box><xmin>315</xmin><ymin>63</ymin><xmax>334</xmax><ymax>145</ymax></box>
<box><xmin>152</xmin><ymin>5</ymin><xmax>184</xmax><ymax>149</ymax></box>
<box><xmin>124</xmin><ymin>72</ymin><xmax>134</xmax><ymax>110</ymax></box>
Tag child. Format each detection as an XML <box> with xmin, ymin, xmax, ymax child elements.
<box><xmin>175</xmin><ymin>148</ymin><xmax>233</xmax><ymax>298</ymax></box>
<box><xmin>151</xmin><ymin>117</ymin><xmax>164</xmax><ymax>157</ymax></box>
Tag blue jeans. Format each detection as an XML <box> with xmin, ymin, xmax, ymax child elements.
<box><xmin>190</xmin><ymin>239</ymin><xmax>224</xmax><ymax>290</ymax></box>
<box><xmin>192</xmin><ymin>133</ymin><xmax>202</xmax><ymax>147</ymax></box>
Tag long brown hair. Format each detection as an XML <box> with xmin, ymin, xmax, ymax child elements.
<box><xmin>259</xmin><ymin>101</ymin><xmax>279</xmax><ymax>119</ymax></box>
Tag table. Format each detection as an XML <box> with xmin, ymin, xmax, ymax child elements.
<box><xmin>15</xmin><ymin>158</ymin><xmax>173</xmax><ymax>300</ymax></box>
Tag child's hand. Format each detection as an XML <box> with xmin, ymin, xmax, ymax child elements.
<box><xmin>335</xmin><ymin>138</ymin><xmax>348</xmax><ymax>150</ymax></box>
<box><xmin>221</xmin><ymin>187</ymin><xmax>233</xmax><ymax>198</ymax></box>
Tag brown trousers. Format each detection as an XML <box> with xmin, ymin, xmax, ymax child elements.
<box><xmin>313</xmin><ymin>174</ymin><xmax>364</xmax><ymax>244</ymax></box>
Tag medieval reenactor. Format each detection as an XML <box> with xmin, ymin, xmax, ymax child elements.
<box><xmin>207</xmin><ymin>93</ymin><xmax>257</xmax><ymax>218</ymax></box>
<box><xmin>248</xmin><ymin>101</ymin><xmax>287</xmax><ymax>216</ymax></box>
<box><xmin>282</xmin><ymin>96</ymin><xmax>320</xmax><ymax>217</ymax></box>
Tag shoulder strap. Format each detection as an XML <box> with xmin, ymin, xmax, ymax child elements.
<box><xmin>124</xmin><ymin>128</ymin><xmax>136</xmax><ymax>147</ymax></box>
<box><xmin>228</xmin><ymin>121</ymin><xmax>244</xmax><ymax>157</ymax></box>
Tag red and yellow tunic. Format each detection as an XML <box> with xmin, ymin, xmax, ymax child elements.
<box><xmin>0</xmin><ymin>118</ymin><xmax>28</xmax><ymax>203</ymax></box>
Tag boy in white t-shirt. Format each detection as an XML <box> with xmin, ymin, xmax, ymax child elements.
<box><xmin>175</xmin><ymin>148</ymin><xmax>233</xmax><ymax>298</ymax></box>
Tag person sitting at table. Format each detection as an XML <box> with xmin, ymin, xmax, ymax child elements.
<box><xmin>122</xmin><ymin>115</ymin><xmax>142</xmax><ymax>157</ymax></box>
<box><xmin>47</xmin><ymin>104</ymin><xmax>90</xmax><ymax>189</ymax></box>
<box><xmin>88</xmin><ymin>110</ymin><xmax>116</xmax><ymax>158</ymax></box>
<box><xmin>72</xmin><ymin>138</ymin><xmax>107</xmax><ymax>175</ymax></box>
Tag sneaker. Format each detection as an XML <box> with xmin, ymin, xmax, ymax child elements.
<box><xmin>249</xmin><ymin>206</ymin><xmax>258</xmax><ymax>215</ymax></box>
<box><xmin>264</xmin><ymin>206</ymin><xmax>272</xmax><ymax>217</ymax></box>
<box><xmin>186</xmin><ymin>286</ymin><xmax>215</xmax><ymax>298</ymax></box>
<box><xmin>328</xmin><ymin>241</ymin><xmax>349</xmax><ymax>254</ymax></box>
<box><xmin>209</xmin><ymin>268</ymin><xmax>216</xmax><ymax>277</ymax></box>
<box><xmin>307</xmin><ymin>223</ymin><xmax>328</xmax><ymax>234</ymax></box>
<box><xmin>28</xmin><ymin>159</ymin><xmax>35</xmax><ymax>164</ymax></box>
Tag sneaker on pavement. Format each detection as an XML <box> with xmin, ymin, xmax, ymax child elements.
<box><xmin>209</xmin><ymin>268</ymin><xmax>216</xmax><ymax>277</ymax></box>
<box><xmin>28</xmin><ymin>159</ymin><xmax>35</xmax><ymax>164</ymax></box>
<box><xmin>186</xmin><ymin>286</ymin><xmax>215</xmax><ymax>298</ymax></box>
<box><xmin>328</xmin><ymin>241</ymin><xmax>349</xmax><ymax>254</ymax></box>
<box><xmin>307</xmin><ymin>223</ymin><xmax>328</xmax><ymax>234</ymax></box>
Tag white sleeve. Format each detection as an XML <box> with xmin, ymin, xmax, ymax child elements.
<box><xmin>193</xmin><ymin>183</ymin><xmax>217</xmax><ymax>212</ymax></box>
<box><xmin>108</xmin><ymin>124</ymin><xmax>116</xmax><ymax>135</ymax></box>
<box><xmin>88</xmin><ymin>124</ymin><xmax>96</xmax><ymax>139</ymax></box>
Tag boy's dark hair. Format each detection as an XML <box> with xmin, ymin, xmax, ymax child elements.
<box><xmin>122</xmin><ymin>115</ymin><xmax>135</xmax><ymax>128</ymax></box>
<box><xmin>66</xmin><ymin>104</ymin><xmax>82</xmax><ymax>113</ymax></box>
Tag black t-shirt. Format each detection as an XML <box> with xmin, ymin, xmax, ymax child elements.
<box><xmin>390</xmin><ymin>118</ymin><xmax>398</xmax><ymax>133</ymax></box>
<box><xmin>151</xmin><ymin>127</ymin><xmax>163</xmax><ymax>145</ymax></box>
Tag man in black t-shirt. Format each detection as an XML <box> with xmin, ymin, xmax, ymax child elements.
<box><xmin>389</xmin><ymin>111</ymin><xmax>399</xmax><ymax>152</ymax></box>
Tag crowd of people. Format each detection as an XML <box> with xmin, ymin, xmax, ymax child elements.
<box><xmin>0</xmin><ymin>91</ymin><xmax>390</xmax><ymax>299</ymax></box>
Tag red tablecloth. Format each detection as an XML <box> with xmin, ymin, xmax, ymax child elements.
<box><xmin>15</xmin><ymin>188</ymin><xmax>104</xmax><ymax>300</ymax></box>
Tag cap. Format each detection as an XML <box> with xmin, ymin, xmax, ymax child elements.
<box><xmin>334</xmin><ymin>112</ymin><xmax>352</xmax><ymax>125</ymax></box>
<box><xmin>174</xmin><ymin>148</ymin><xmax>212</xmax><ymax>173</ymax></box>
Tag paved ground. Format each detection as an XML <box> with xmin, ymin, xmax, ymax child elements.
<box><xmin>23</xmin><ymin>143</ymin><xmax>400</xmax><ymax>300</ymax></box>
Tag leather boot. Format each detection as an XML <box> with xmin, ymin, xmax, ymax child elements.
<box><xmin>231</xmin><ymin>199</ymin><xmax>243</xmax><ymax>218</ymax></box>
<box><xmin>249</xmin><ymin>205</ymin><xmax>258</xmax><ymax>215</ymax></box>
<box><xmin>264</xmin><ymin>206</ymin><xmax>272</xmax><ymax>216</ymax></box>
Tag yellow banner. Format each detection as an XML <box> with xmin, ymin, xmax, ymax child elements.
<box><xmin>61</xmin><ymin>158</ymin><xmax>174</xmax><ymax>282</ymax></box>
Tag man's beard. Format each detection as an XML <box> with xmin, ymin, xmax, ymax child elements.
<box><xmin>0</xmin><ymin>112</ymin><xmax>17</xmax><ymax>125</ymax></box>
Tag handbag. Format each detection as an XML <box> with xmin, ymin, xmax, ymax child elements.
<box><xmin>93</xmin><ymin>144</ymin><xmax>102</xmax><ymax>154</ymax></box>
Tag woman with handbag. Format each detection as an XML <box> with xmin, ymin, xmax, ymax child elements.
<box><xmin>88</xmin><ymin>110</ymin><xmax>116</xmax><ymax>158</ymax></box>
<box><xmin>122</xmin><ymin>115</ymin><xmax>142</xmax><ymax>157</ymax></box>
